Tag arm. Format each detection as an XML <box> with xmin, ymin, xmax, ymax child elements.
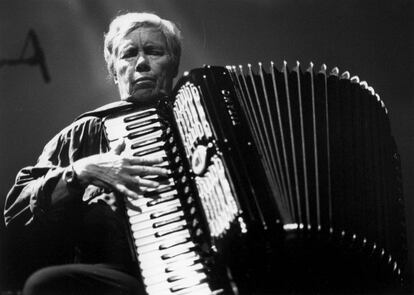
<box><xmin>4</xmin><ymin>116</ymin><xmax>169</xmax><ymax>229</ymax></box>
<box><xmin>4</xmin><ymin>116</ymin><xmax>107</xmax><ymax>228</ymax></box>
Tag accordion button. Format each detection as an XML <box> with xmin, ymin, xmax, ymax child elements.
<box><xmin>192</xmin><ymin>145</ymin><xmax>208</xmax><ymax>175</ymax></box>
<box><xmin>183</xmin><ymin>186</ymin><xmax>190</xmax><ymax>194</ymax></box>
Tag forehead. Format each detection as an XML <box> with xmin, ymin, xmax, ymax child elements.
<box><xmin>115</xmin><ymin>27</ymin><xmax>167</xmax><ymax>50</ymax></box>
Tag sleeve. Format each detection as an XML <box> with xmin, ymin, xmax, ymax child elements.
<box><xmin>3</xmin><ymin>116</ymin><xmax>109</xmax><ymax>229</ymax></box>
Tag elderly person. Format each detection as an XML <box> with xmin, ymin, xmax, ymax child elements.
<box><xmin>4</xmin><ymin>12</ymin><xmax>182</xmax><ymax>295</ymax></box>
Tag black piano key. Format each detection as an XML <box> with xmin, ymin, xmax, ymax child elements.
<box><xmin>159</xmin><ymin>237</ymin><xmax>191</xmax><ymax>251</ymax></box>
<box><xmin>131</xmin><ymin>136</ymin><xmax>162</xmax><ymax>149</ymax></box>
<box><xmin>129</xmin><ymin>125</ymin><xmax>163</xmax><ymax>139</ymax></box>
<box><xmin>170</xmin><ymin>277</ymin><xmax>208</xmax><ymax>293</ymax></box>
<box><xmin>156</xmin><ymin>225</ymin><xmax>188</xmax><ymax>239</ymax></box>
<box><xmin>154</xmin><ymin>215</ymin><xmax>185</xmax><ymax>228</ymax></box>
<box><xmin>147</xmin><ymin>193</ymin><xmax>178</xmax><ymax>207</ymax></box>
<box><xmin>133</xmin><ymin>145</ymin><xmax>165</xmax><ymax>157</ymax></box>
<box><xmin>151</xmin><ymin>206</ymin><xmax>182</xmax><ymax>220</ymax></box>
<box><xmin>126</xmin><ymin>118</ymin><xmax>160</xmax><ymax>131</ymax></box>
<box><xmin>144</xmin><ymin>185</ymin><xmax>176</xmax><ymax>198</ymax></box>
<box><xmin>124</xmin><ymin>108</ymin><xmax>158</xmax><ymax>122</ymax></box>
<box><xmin>160</xmin><ymin>241</ymin><xmax>194</xmax><ymax>259</ymax></box>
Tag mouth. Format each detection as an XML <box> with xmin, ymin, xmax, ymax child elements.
<box><xmin>134</xmin><ymin>77</ymin><xmax>156</xmax><ymax>87</ymax></box>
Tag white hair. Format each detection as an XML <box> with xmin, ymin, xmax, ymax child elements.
<box><xmin>104</xmin><ymin>12</ymin><xmax>182</xmax><ymax>78</ymax></box>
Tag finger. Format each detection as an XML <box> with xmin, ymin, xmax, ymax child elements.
<box><xmin>142</xmin><ymin>174</ymin><xmax>170</xmax><ymax>182</ymax></box>
<box><xmin>111</xmin><ymin>139</ymin><xmax>126</xmax><ymax>155</ymax></box>
<box><xmin>126</xmin><ymin>165</ymin><xmax>170</xmax><ymax>177</ymax></box>
<box><xmin>128</xmin><ymin>156</ymin><xmax>165</xmax><ymax>165</ymax></box>
<box><xmin>89</xmin><ymin>179</ymin><xmax>113</xmax><ymax>192</ymax></box>
<box><xmin>114</xmin><ymin>183</ymin><xmax>140</xmax><ymax>200</ymax></box>
<box><xmin>137</xmin><ymin>177</ymin><xmax>162</xmax><ymax>188</ymax></box>
<box><xmin>124</xmin><ymin>198</ymin><xmax>143</xmax><ymax>213</ymax></box>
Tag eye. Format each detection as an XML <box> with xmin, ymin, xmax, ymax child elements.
<box><xmin>145</xmin><ymin>46</ymin><xmax>165</xmax><ymax>56</ymax></box>
<box><xmin>120</xmin><ymin>47</ymin><xmax>138</xmax><ymax>59</ymax></box>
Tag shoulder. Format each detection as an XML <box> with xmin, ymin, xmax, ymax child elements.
<box><xmin>37</xmin><ymin>116</ymin><xmax>102</xmax><ymax>165</ymax></box>
<box><xmin>37</xmin><ymin>101</ymin><xmax>136</xmax><ymax>165</ymax></box>
<box><xmin>75</xmin><ymin>100</ymin><xmax>135</xmax><ymax>121</ymax></box>
<box><xmin>55</xmin><ymin>100</ymin><xmax>134</xmax><ymax>140</ymax></box>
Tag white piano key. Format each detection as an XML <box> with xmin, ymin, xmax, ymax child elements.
<box><xmin>144</xmin><ymin>282</ymin><xmax>212</xmax><ymax>295</ymax></box>
<box><xmin>139</xmin><ymin>241</ymin><xmax>196</xmax><ymax>268</ymax></box>
<box><xmin>141</xmin><ymin>254</ymin><xmax>199</xmax><ymax>277</ymax></box>
<box><xmin>151</xmin><ymin>210</ymin><xmax>185</xmax><ymax>228</ymax></box>
<box><xmin>141</xmin><ymin>149</ymin><xmax>168</xmax><ymax>159</ymax></box>
<box><xmin>130</xmin><ymin>140</ymin><xmax>166</xmax><ymax>154</ymax></box>
<box><xmin>147</xmin><ymin>189</ymin><xmax>179</xmax><ymax>202</ymax></box>
<box><xmin>136</xmin><ymin>233</ymin><xmax>190</xmax><ymax>255</ymax></box>
<box><xmin>130</xmin><ymin>188</ymin><xmax>178</xmax><ymax>205</ymax></box>
<box><xmin>143</xmin><ymin>263</ymin><xmax>205</xmax><ymax>286</ymax></box>
<box><xmin>142</xmin><ymin>262</ymin><xmax>206</xmax><ymax>290</ymax></box>
<box><xmin>164</xmin><ymin>256</ymin><xmax>201</xmax><ymax>273</ymax></box>
<box><xmin>145</xmin><ymin>182</ymin><xmax>176</xmax><ymax>194</ymax></box>
<box><xmin>128</xmin><ymin>200</ymin><xmax>181</xmax><ymax>223</ymax></box>
<box><xmin>166</xmin><ymin>263</ymin><xmax>205</xmax><ymax>279</ymax></box>
<box><xmin>134</xmin><ymin>228</ymin><xmax>191</xmax><ymax>249</ymax></box>
<box><xmin>132</xmin><ymin>221</ymin><xmax>185</xmax><ymax>241</ymax></box>
<box><xmin>166</xmin><ymin>269</ymin><xmax>206</xmax><ymax>285</ymax></box>
<box><xmin>128</xmin><ymin>132</ymin><xmax>166</xmax><ymax>148</ymax></box>
<box><xmin>142</xmin><ymin>250</ymin><xmax>199</xmax><ymax>269</ymax></box>
<box><xmin>174</xmin><ymin>283</ymin><xmax>213</xmax><ymax>295</ymax></box>
<box><xmin>131</xmin><ymin>210</ymin><xmax>185</xmax><ymax>233</ymax></box>
<box><xmin>140</xmin><ymin>251</ymin><xmax>197</xmax><ymax>275</ymax></box>
<box><xmin>143</xmin><ymin>282</ymin><xmax>173</xmax><ymax>295</ymax></box>
<box><xmin>144</xmin><ymin>273</ymin><xmax>207</xmax><ymax>295</ymax></box>
<box><xmin>133</xmin><ymin>219</ymin><xmax>188</xmax><ymax>240</ymax></box>
<box><xmin>167</xmin><ymin>274</ymin><xmax>207</xmax><ymax>293</ymax></box>
<box><xmin>128</xmin><ymin>188</ymin><xmax>178</xmax><ymax>206</ymax></box>
<box><xmin>154</xmin><ymin>220</ymin><xmax>188</xmax><ymax>237</ymax></box>
<box><xmin>127</xmin><ymin>204</ymin><xmax>178</xmax><ymax>222</ymax></box>
<box><xmin>129</xmin><ymin>129</ymin><xmax>164</xmax><ymax>144</ymax></box>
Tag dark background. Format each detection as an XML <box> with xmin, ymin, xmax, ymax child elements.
<box><xmin>0</xmin><ymin>0</ymin><xmax>412</xmax><ymax>292</ymax></box>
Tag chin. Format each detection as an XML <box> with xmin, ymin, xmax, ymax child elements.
<box><xmin>126</xmin><ymin>89</ymin><xmax>162</xmax><ymax>104</ymax></box>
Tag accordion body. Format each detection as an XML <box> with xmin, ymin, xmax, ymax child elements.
<box><xmin>103</xmin><ymin>62</ymin><xmax>407</xmax><ymax>294</ymax></box>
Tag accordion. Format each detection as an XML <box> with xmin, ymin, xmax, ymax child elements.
<box><xmin>103</xmin><ymin>62</ymin><xmax>407</xmax><ymax>294</ymax></box>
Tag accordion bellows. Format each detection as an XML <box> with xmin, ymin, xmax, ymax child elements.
<box><xmin>226</xmin><ymin>61</ymin><xmax>405</xmax><ymax>251</ymax></box>
<box><xmin>104</xmin><ymin>61</ymin><xmax>407</xmax><ymax>294</ymax></box>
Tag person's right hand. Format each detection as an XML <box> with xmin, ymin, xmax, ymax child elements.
<box><xmin>72</xmin><ymin>139</ymin><xmax>169</xmax><ymax>200</ymax></box>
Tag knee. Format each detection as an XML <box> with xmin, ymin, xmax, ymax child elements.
<box><xmin>22</xmin><ymin>266</ymin><xmax>63</xmax><ymax>295</ymax></box>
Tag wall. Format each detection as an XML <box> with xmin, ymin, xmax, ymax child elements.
<box><xmin>0</xmin><ymin>0</ymin><xmax>412</xmax><ymax>291</ymax></box>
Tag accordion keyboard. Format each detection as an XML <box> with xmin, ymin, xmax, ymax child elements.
<box><xmin>104</xmin><ymin>106</ymin><xmax>218</xmax><ymax>295</ymax></box>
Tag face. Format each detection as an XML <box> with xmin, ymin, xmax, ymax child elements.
<box><xmin>113</xmin><ymin>27</ymin><xmax>176</xmax><ymax>102</ymax></box>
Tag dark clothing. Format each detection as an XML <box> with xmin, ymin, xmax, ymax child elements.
<box><xmin>4</xmin><ymin>115</ymin><xmax>107</xmax><ymax>229</ymax></box>
<box><xmin>23</xmin><ymin>264</ymin><xmax>142</xmax><ymax>295</ymax></box>
<box><xmin>4</xmin><ymin>101</ymin><xmax>142</xmax><ymax>293</ymax></box>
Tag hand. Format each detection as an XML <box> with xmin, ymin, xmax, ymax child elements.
<box><xmin>72</xmin><ymin>139</ymin><xmax>168</xmax><ymax>200</ymax></box>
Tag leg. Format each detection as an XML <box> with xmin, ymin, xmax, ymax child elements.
<box><xmin>23</xmin><ymin>264</ymin><xmax>142</xmax><ymax>295</ymax></box>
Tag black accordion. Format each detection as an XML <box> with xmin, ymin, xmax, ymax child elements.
<box><xmin>103</xmin><ymin>62</ymin><xmax>407</xmax><ymax>294</ymax></box>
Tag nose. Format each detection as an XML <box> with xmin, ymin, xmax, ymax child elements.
<box><xmin>135</xmin><ymin>54</ymin><xmax>150</xmax><ymax>72</ymax></box>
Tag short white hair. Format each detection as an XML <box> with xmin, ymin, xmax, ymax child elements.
<box><xmin>104</xmin><ymin>12</ymin><xmax>182</xmax><ymax>78</ymax></box>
